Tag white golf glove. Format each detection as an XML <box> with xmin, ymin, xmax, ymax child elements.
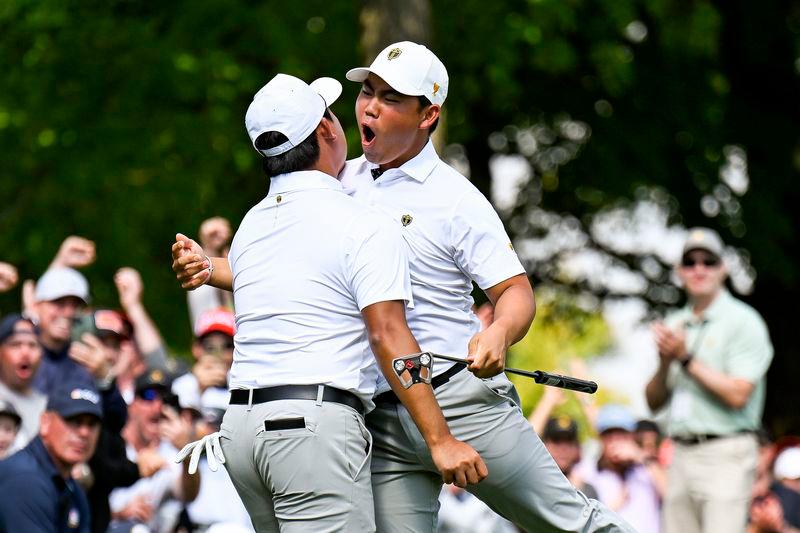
<box><xmin>174</xmin><ymin>431</ymin><xmax>226</xmax><ymax>474</ymax></box>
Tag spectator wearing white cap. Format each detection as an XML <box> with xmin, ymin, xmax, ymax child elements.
<box><xmin>0</xmin><ymin>314</ymin><xmax>46</xmax><ymax>453</ymax></box>
<box><xmin>171</xmin><ymin>72</ymin><xmax>486</xmax><ymax>531</ymax></box>
<box><xmin>647</xmin><ymin>227</ymin><xmax>774</xmax><ymax>533</ymax></box>
<box><xmin>31</xmin><ymin>267</ymin><xmax>93</xmax><ymax>392</ymax></box>
<box><xmin>171</xmin><ymin>307</ymin><xmax>234</xmax><ymax>412</ymax></box>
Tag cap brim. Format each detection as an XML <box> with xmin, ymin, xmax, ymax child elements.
<box><xmin>345</xmin><ymin>67</ymin><xmax>425</xmax><ymax>97</ymax></box>
<box><xmin>58</xmin><ymin>406</ymin><xmax>103</xmax><ymax>421</ymax></box>
<box><xmin>310</xmin><ymin>77</ymin><xmax>342</xmax><ymax>108</ymax></box>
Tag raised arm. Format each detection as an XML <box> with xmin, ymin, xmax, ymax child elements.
<box><xmin>467</xmin><ymin>274</ymin><xmax>536</xmax><ymax>378</ymax></box>
<box><xmin>362</xmin><ymin>300</ymin><xmax>488</xmax><ymax>488</ymax></box>
<box><xmin>115</xmin><ymin>267</ymin><xmax>165</xmax><ymax>358</ymax></box>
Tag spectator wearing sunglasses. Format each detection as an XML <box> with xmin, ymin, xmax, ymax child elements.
<box><xmin>171</xmin><ymin>308</ymin><xmax>234</xmax><ymax>420</ymax></box>
<box><xmin>111</xmin><ymin>368</ymin><xmax>199</xmax><ymax>532</ymax></box>
<box><xmin>646</xmin><ymin>227</ymin><xmax>774</xmax><ymax>533</ymax></box>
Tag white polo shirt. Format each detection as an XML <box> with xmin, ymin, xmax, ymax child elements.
<box><xmin>227</xmin><ymin>170</ymin><xmax>413</xmax><ymax>408</ymax></box>
<box><xmin>340</xmin><ymin>141</ymin><xmax>525</xmax><ymax>393</ymax></box>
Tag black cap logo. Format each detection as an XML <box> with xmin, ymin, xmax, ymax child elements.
<box><xmin>387</xmin><ymin>48</ymin><xmax>402</xmax><ymax>60</ymax></box>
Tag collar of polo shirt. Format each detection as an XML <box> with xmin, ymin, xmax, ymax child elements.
<box><xmin>268</xmin><ymin>170</ymin><xmax>344</xmax><ymax>196</ymax></box>
<box><xmin>370</xmin><ymin>140</ymin><xmax>439</xmax><ymax>183</ymax></box>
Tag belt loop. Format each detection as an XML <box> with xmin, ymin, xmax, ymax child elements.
<box><xmin>247</xmin><ymin>388</ymin><xmax>254</xmax><ymax>411</ymax></box>
<box><xmin>316</xmin><ymin>385</ymin><xmax>324</xmax><ymax>406</ymax></box>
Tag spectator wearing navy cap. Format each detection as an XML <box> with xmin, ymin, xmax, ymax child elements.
<box><xmin>0</xmin><ymin>313</ymin><xmax>46</xmax><ymax>452</ymax></box>
<box><xmin>0</xmin><ymin>383</ymin><xmax>102</xmax><ymax>532</ymax></box>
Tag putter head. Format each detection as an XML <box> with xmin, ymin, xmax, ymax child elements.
<box><xmin>391</xmin><ymin>352</ymin><xmax>433</xmax><ymax>389</ymax></box>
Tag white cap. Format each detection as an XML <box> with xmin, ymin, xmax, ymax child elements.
<box><xmin>774</xmin><ymin>447</ymin><xmax>800</xmax><ymax>480</ymax></box>
<box><xmin>245</xmin><ymin>74</ymin><xmax>342</xmax><ymax>157</ymax></box>
<box><xmin>34</xmin><ymin>267</ymin><xmax>90</xmax><ymax>304</ymax></box>
<box><xmin>346</xmin><ymin>41</ymin><xmax>449</xmax><ymax>106</ymax></box>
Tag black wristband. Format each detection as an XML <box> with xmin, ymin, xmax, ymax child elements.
<box><xmin>680</xmin><ymin>354</ymin><xmax>693</xmax><ymax>370</ymax></box>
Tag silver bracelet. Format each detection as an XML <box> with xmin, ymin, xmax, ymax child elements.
<box><xmin>199</xmin><ymin>255</ymin><xmax>214</xmax><ymax>287</ymax></box>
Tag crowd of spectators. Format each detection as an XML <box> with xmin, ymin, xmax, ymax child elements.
<box><xmin>0</xmin><ymin>222</ymin><xmax>791</xmax><ymax>533</ymax></box>
<box><xmin>0</xmin><ymin>222</ymin><xmax>254</xmax><ymax>532</ymax></box>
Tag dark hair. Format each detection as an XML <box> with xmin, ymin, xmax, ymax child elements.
<box><xmin>255</xmin><ymin>109</ymin><xmax>332</xmax><ymax>177</ymax></box>
<box><xmin>417</xmin><ymin>96</ymin><xmax>439</xmax><ymax>134</ymax></box>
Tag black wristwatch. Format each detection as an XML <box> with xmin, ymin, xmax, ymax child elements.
<box><xmin>680</xmin><ymin>354</ymin><xmax>693</xmax><ymax>370</ymax></box>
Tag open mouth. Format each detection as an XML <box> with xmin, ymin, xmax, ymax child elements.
<box><xmin>362</xmin><ymin>124</ymin><xmax>376</xmax><ymax>145</ymax></box>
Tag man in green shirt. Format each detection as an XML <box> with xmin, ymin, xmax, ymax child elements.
<box><xmin>646</xmin><ymin>227</ymin><xmax>773</xmax><ymax>533</ymax></box>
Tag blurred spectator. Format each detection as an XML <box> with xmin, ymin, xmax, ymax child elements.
<box><xmin>0</xmin><ymin>313</ymin><xmax>46</xmax><ymax>451</ymax></box>
<box><xmin>0</xmin><ymin>262</ymin><xmax>18</xmax><ymax>294</ymax></box>
<box><xmin>0</xmin><ymin>383</ymin><xmax>102</xmax><ymax>532</ymax></box>
<box><xmin>115</xmin><ymin>267</ymin><xmax>169</xmax><ymax>372</ymax></box>
<box><xmin>634</xmin><ymin>419</ymin><xmax>668</xmax><ymax>497</ymax></box>
<box><xmin>0</xmin><ymin>400</ymin><xmax>21</xmax><ymax>459</ymax></box>
<box><xmin>73</xmin><ymin>309</ymin><xmax>143</xmax><ymax>533</ymax></box>
<box><xmin>580</xmin><ymin>404</ymin><xmax>661</xmax><ymax>533</ymax></box>
<box><xmin>634</xmin><ymin>419</ymin><xmax>661</xmax><ymax>460</ymax></box>
<box><xmin>541</xmin><ymin>415</ymin><xmax>599</xmax><ymax>499</ymax></box>
<box><xmin>528</xmin><ymin>371</ymin><xmax>602</xmax><ymax>499</ymax></box>
<box><xmin>31</xmin><ymin>267</ymin><xmax>93</xmax><ymax>392</ymax></box>
<box><xmin>110</xmin><ymin>368</ymin><xmax>199</xmax><ymax>532</ymax></box>
<box><xmin>171</xmin><ymin>307</ymin><xmax>233</xmax><ymax>411</ymax></box>
<box><xmin>186</xmin><ymin>217</ymin><xmax>233</xmax><ymax>327</ymax></box>
<box><xmin>647</xmin><ymin>228</ymin><xmax>773</xmax><ymax>533</ymax></box>
<box><xmin>749</xmin><ymin>447</ymin><xmax>800</xmax><ymax>533</ymax></box>
<box><xmin>437</xmin><ymin>484</ymin><xmax>517</xmax><ymax>533</ymax></box>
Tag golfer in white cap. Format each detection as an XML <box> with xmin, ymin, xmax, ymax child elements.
<box><xmin>173</xmin><ymin>73</ymin><xmax>486</xmax><ymax>532</ymax></box>
<box><xmin>330</xmin><ymin>41</ymin><xmax>634</xmax><ymax>533</ymax></box>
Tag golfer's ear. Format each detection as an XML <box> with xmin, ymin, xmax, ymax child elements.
<box><xmin>318</xmin><ymin>115</ymin><xmax>336</xmax><ymax>140</ymax></box>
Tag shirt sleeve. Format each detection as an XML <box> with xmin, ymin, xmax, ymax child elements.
<box><xmin>725</xmin><ymin>310</ymin><xmax>774</xmax><ymax>382</ymax></box>
<box><xmin>344</xmin><ymin>212</ymin><xmax>414</xmax><ymax>311</ymax></box>
<box><xmin>449</xmin><ymin>189</ymin><xmax>525</xmax><ymax>289</ymax></box>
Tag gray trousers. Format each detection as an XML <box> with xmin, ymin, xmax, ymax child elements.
<box><xmin>219</xmin><ymin>398</ymin><xmax>375</xmax><ymax>532</ymax></box>
<box><xmin>368</xmin><ymin>369</ymin><xmax>635</xmax><ymax>532</ymax></box>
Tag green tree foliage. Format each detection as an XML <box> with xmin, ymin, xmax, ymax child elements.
<box><xmin>1</xmin><ymin>1</ymin><xmax>798</xmax><ymax>433</ymax></box>
<box><xmin>507</xmin><ymin>287</ymin><xmax>614</xmax><ymax>417</ymax></box>
<box><xmin>0</xmin><ymin>1</ymin><xmax>360</xmax><ymax>345</ymax></box>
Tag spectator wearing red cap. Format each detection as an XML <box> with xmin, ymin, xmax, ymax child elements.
<box><xmin>171</xmin><ymin>308</ymin><xmax>234</xmax><ymax>413</ymax></box>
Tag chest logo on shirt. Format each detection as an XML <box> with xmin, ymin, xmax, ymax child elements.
<box><xmin>401</xmin><ymin>214</ymin><xmax>413</xmax><ymax>227</ymax></box>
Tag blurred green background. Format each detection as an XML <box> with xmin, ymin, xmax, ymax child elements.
<box><xmin>1</xmin><ymin>0</ymin><xmax>798</xmax><ymax>433</ymax></box>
